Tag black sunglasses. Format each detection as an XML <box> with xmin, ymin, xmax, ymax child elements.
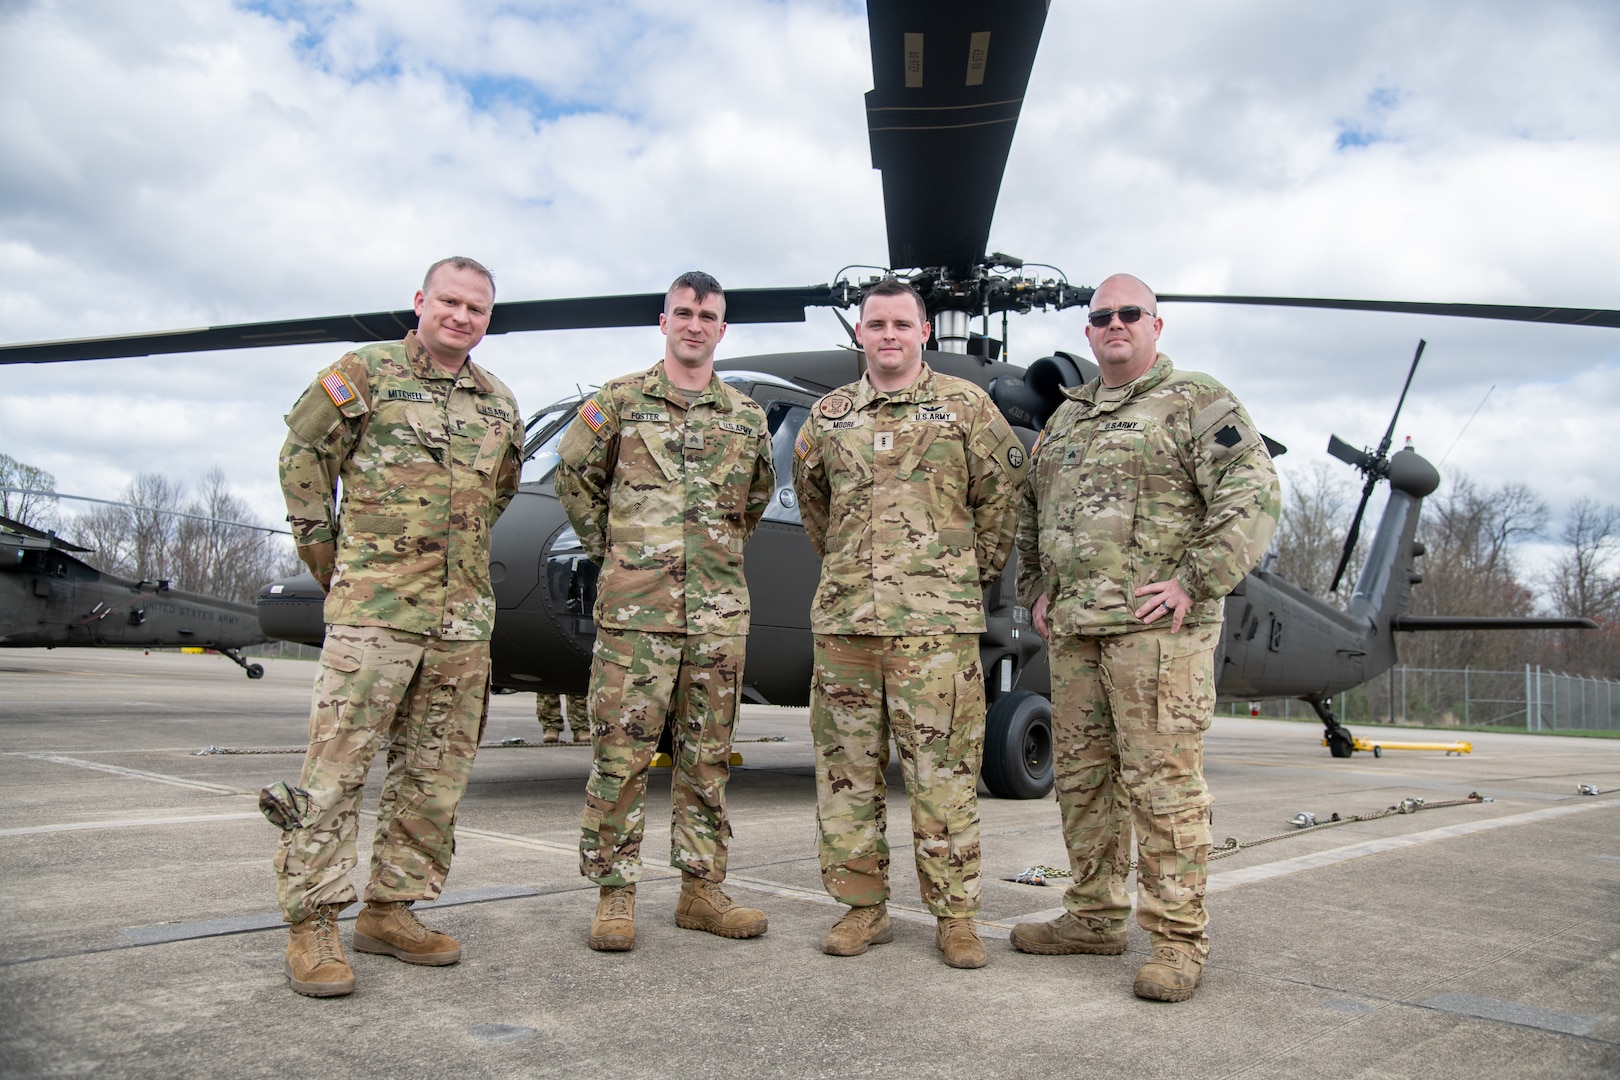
<box><xmin>1087</xmin><ymin>306</ymin><xmax>1155</xmax><ymax>328</ymax></box>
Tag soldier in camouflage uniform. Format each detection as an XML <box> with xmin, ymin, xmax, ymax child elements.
<box><xmin>536</xmin><ymin>692</ymin><xmax>579</xmax><ymax>742</ymax></box>
<box><xmin>1011</xmin><ymin>273</ymin><xmax>1279</xmax><ymax>1001</ymax></box>
<box><xmin>792</xmin><ymin>279</ymin><xmax>1028</xmax><ymax>969</ymax></box>
<box><xmin>554</xmin><ymin>271</ymin><xmax>776</xmax><ymax>952</ymax></box>
<box><xmin>270</xmin><ymin>257</ymin><xmax>523</xmax><ymax>997</ymax></box>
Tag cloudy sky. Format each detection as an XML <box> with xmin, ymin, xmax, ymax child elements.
<box><xmin>3</xmin><ymin>0</ymin><xmax>1617</xmax><ymax>581</ymax></box>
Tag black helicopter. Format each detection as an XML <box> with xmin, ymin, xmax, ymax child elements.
<box><xmin>1</xmin><ymin>514</ymin><xmax>269</xmax><ymax>677</ymax></box>
<box><xmin>1</xmin><ymin>2</ymin><xmax>1609</xmax><ymax>793</ymax></box>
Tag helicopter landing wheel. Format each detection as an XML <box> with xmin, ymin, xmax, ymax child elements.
<box><xmin>246</xmin><ymin>663</ymin><xmax>264</xmax><ymax>680</ymax></box>
<box><xmin>1327</xmin><ymin>730</ymin><xmax>1354</xmax><ymax>758</ymax></box>
<box><xmin>983</xmin><ymin>690</ymin><xmax>1054</xmax><ymax>799</ymax></box>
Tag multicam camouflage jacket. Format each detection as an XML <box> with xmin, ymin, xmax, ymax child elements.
<box><xmin>792</xmin><ymin>363</ymin><xmax>1029</xmax><ymax>636</ymax></box>
<box><xmin>279</xmin><ymin>331</ymin><xmax>523</xmax><ymax>640</ymax></box>
<box><xmin>1015</xmin><ymin>352</ymin><xmax>1280</xmax><ymax>637</ymax></box>
<box><xmin>554</xmin><ymin>361</ymin><xmax>774</xmax><ymax>636</ymax></box>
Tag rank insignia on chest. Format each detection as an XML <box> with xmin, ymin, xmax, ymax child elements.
<box><xmin>580</xmin><ymin>398</ymin><xmax>610</xmax><ymax>433</ymax></box>
<box><xmin>685</xmin><ymin>430</ymin><xmax>705</xmax><ymax>450</ymax></box>
<box><xmin>820</xmin><ymin>394</ymin><xmax>853</xmax><ymax>419</ymax></box>
<box><xmin>321</xmin><ymin>371</ymin><xmax>357</xmax><ymax>408</ymax></box>
<box><xmin>385</xmin><ymin>389</ymin><xmax>432</xmax><ymax>402</ymax></box>
<box><xmin>916</xmin><ymin>408</ymin><xmax>956</xmax><ymax>422</ymax></box>
<box><xmin>875</xmin><ymin>431</ymin><xmax>895</xmax><ymax>452</ymax></box>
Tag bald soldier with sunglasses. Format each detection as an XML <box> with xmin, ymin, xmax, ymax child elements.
<box><xmin>1011</xmin><ymin>273</ymin><xmax>1278</xmax><ymax>1002</ymax></box>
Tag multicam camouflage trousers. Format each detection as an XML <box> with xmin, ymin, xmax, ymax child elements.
<box><xmin>274</xmin><ymin>624</ymin><xmax>490</xmax><ymax>924</ymax></box>
<box><xmin>579</xmin><ymin>628</ymin><xmax>744</xmax><ymax>887</ymax></box>
<box><xmin>536</xmin><ymin>692</ymin><xmax>579</xmax><ymax>737</ymax></box>
<box><xmin>1047</xmin><ymin>622</ymin><xmax>1220</xmax><ymax>957</ymax></box>
<box><xmin>810</xmin><ymin>633</ymin><xmax>985</xmax><ymax>917</ymax></box>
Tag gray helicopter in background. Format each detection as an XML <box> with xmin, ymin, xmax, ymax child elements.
<box><xmin>1</xmin><ymin>2</ymin><xmax>1606</xmax><ymax>791</ymax></box>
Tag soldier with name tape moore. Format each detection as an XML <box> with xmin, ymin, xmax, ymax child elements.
<box><xmin>792</xmin><ymin>277</ymin><xmax>1029</xmax><ymax>969</ymax></box>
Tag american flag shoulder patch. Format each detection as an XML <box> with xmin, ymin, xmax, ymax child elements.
<box><xmin>321</xmin><ymin>370</ymin><xmax>356</xmax><ymax>408</ymax></box>
<box><xmin>794</xmin><ymin>430</ymin><xmax>811</xmax><ymax>460</ymax></box>
<box><xmin>1030</xmin><ymin>430</ymin><xmax>1044</xmax><ymax>458</ymax></box>
<box><xmin>579</xmin><ymin>397</ymin><xmax>610</xmax><ymax>434</ymax></box>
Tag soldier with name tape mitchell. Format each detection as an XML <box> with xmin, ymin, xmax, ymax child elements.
<box><xmin>554</xmin><ymin>271</ymin><xmax>776</xmax><ymax>952</ymax></box>
<box><xmin>269</xmin><ymin>256</ymin><xmax>523</xmax><ymax>998</ymax></box>
<box><xmin>1011</xmin><ymin>272</ymin><xmax>1279</xmax><ymax>1002</ymax></box>
<box><xmin>793</xmin><ymin>278</ymin><xmax>1028</xmax><ymax>970</ymax></box>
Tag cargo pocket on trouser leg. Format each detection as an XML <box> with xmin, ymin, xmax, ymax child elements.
<box><xmin>1140</xmin><ymin>786</ymin><xmax>1213</xmax><ymax>943</ymax></box>
<box><xmin>1155</xmin><ymin>624</ymin><xmax>1220</xmax><ymax>734</ymax></box>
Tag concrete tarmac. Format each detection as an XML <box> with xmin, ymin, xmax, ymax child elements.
<box><xmin>1</xmin><ymin>649</ymin><xmax>1617</xmax><ymax>1079</ymax></box>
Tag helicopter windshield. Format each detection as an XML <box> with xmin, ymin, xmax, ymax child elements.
<box><xmin>521</xmin><ymin>400</ymin><xmax>584</xmax><ymax>484</ymax></box>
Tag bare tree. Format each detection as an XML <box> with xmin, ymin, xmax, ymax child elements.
<box><xmin>1402</xmin><ymin>475</ymin><xmax>1547</xmax><ymax>671</ymax></box>
<box><xmin>125</xmin><ymin>473</ymin><xmax>184</xmax><ymax>584</ymax></box>
<box><xmin>1270</xmin><ymin>461</ymin><xmax>1365</xmax><ymax>602</ymax></box>
<box><xmin>0</xmin><ymin>452</ymin><xmax>61</xmax><ymax>531</ymax></box>
<box><xmin>1540</xmin><ymin>499</ymin><xmax>1620</xmax><ymax>677</ymax></box>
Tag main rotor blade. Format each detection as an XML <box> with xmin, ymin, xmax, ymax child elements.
<box><xmin>1157</xmin><ymin>293</ymin><xmax>1620</xmax><ymax>328</ymax></box>
<box><xmin>0</xmin><ymin>285</ymin><xmax>842</xmax><ymax>365</ymax></box>
<box><xmin>866</xmin><ymin>0</ymin><xmax>1048</xmax><ymax>275</ymax></box>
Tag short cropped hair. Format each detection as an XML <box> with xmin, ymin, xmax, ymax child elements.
<box><xmin>858</xmin><ymin>277</ymin><xmax>927</xmax><ymax>324</ymax></box>
<box><xmin>422</xmin><ymin>256</ymin><xmax>497</xmax><ymax>298</ymax></box>
<box><xmin>666</xmin><ymin>270</ymin><xmax>725</xmax><ymax>315</ymax></box>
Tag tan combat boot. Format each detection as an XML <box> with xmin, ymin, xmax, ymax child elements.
<box><xmin>1010</xmin><ymin>911</ymin><xmax>1127</xmax><ymax>955</ymax></box>
<box><xmin>935</xmin><ymin>916</ymin><xmax>988</xmax><ymax>969</ymax></box>
<box><xmin>1133</xmin><ymin>940</ymin><xmax>1204</xmax><ymax>1001</ymax></box>
<box><xmin>285</xmin><ymin>904</ymin><xmax>355</xmax><ymax>997</ymax></box>
<box><xmin>352</xmin><ymin>901</ymin><xmax>461</xmax><ymax>965</ymax></box>
<box><xmin>675</xmin><ymin>872</ymin><xmax>768</xmax><ymax>938</ymax></box>
<box><xmin>822</xmin><ymin>903</ymin><xmax>893</xmax><ymax>956</ymax></box>
<box><xmin>589</xmin><ymin>885</ymin><xmax>636</xmax><ymax>951</ymax></box>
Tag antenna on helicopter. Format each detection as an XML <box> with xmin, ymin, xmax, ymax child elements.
<box><xmin>1325</xmin><ymin>339</ymin><xmax>1426</xmax><ymax>593</ymax></box>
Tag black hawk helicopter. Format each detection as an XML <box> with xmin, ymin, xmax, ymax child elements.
<box><xmin>1</xmin><ymin>513</ymin><xmax>269</xmax><ymax>677</ymax></box>
<box><xmin>1</xmin><ymin>2</ymin><xmax>1608</xmax><ymax>792</ymax></box>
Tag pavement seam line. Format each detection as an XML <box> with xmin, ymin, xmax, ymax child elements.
<box><xmin>0</xmin><ymin>812</ymin><xmax>262</xmax><ymax>837</ymax></box>
<box><xmin>19</xmin><ymin>752</ymin><xmax>246</xmax><ymax>795</ymax></box>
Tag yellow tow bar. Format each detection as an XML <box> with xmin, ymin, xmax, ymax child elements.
<box><xmin>651</xmin><ymin>751</ymin><xmax>744</xmax><ymax>768</ymax></box>
<box><xmin>1323</xmin><ymin>737</ymin><xmax>1472</xmax><ymax>758</ymax></box>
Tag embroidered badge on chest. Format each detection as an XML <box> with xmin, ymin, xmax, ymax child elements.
<box><xmin>685</xmin><ymin>430</ymin><xmax>705</xmax><ymax>451</ymax></box>
<box><xmin>385</xmin><ymin>389</ymin><xmax>433</xmax><ymax>402</ymax></box>
<box><xmin>626</xmin><ymin>410</ymin><xmax>669</xmax><ymax>423</ymax></box>
<box><xmin>916</xmin><ymin>408</ymin><xmax>956</xmax><ymax>422</ymax></box>
<box><xmin>875</xmin><ymin>431</ymin><xmax>895</xmax><ymax>452</ymax></box>
<box><xmin>820</xmin><ymin>395</ymin><xmax>853</xmax><ymax>419</ymax></box>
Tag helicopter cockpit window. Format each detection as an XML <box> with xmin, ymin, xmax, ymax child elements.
<box><xmin>761</xmin><ymin>401</ymin><xmax>810</xmax><ymax>524</ymax></box>
<box><xmin>521</xmin><ymin>401</ymin><xmax>583</xmax><ymax>484</ymax></box>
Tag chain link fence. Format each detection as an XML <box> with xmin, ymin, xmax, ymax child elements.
<box><xmin>1231</xmin><ymin>665</ymin><xmax>1620</xmax><ymax>733</ymax></box>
